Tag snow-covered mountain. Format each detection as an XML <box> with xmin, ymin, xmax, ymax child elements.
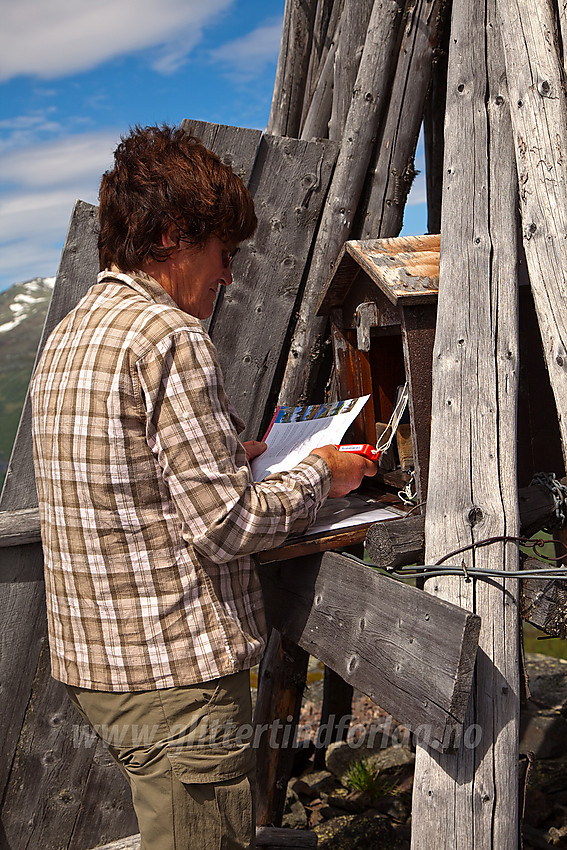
<box><xmin>0</xmin><ymin>277</ymin><xmax>55</xmax><ymax>489</ymax></box>
<box><xmin>0</xmin><ymin>276</ymin><xmax>55</xmax><ymax>336</ymax></box>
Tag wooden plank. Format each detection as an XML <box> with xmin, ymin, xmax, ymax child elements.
<box><xmin>302</xmin><ymin>0</ymin><xmax>344</xmax><ymax>121</ymax></box>
<box><xmin>300</xmin><ymin>21</ymin><xmax>339</xmax><ymax>141</ymax></box>
<box><xmin>1</xmin><ymin>640</ymin><xmax>136</xmax><ymax>850</ymax></box>
<box><xmin>209</xmin><ymin>134</ymin><xmax>339</xmax><ymax>439</ymax></box>
<box><xmin>0</xmin><ymin>201</ymin><xmax>99</xmax><ymax>512</ymax></box>
<box><xmin>521</xmin><ymin>557</ymin><xmax>567</xmax><ymax>638</ymax></box>
<box><xmin>179</xmin><ymin>120</ymin><xmax>261</xmax><ymax>186</ymax></box>
<box><xmin>253</xmin><ymin>630</ymin><xmax>309</xmax><ymax>827</ymax></box>
<box><xmin>277</xmin><ymin>0</ymin><xmax>404</xmax><ymax>406</ymax></box>
<box><xmin>400</xmin><ymin>302</ymin><xmax>436</xmax><ymax>500</ymax></box>
<box><xmin>179</xmin><ymin>122</ymin><xmax>262</xmax><ymax>334</ymax></box>
<box><xmin>0</xmin><ymin>506</ymin><xmax>41</xmax><ymax>547</ymax></box>
<box><xmin>267</xmin><ymin>0</ymin><xmax>318</xmax><ymax>137</ymax></box>
<box><xmin>0</xmin><ymin>201</ymin><xmax>99</xmax><ymax>812</ymax></box>
<box><xmin>258</xmin><ymin>551</ymin><xmax>481</xmax><ymax>750</ymax></box>
<box><xmin>411</xmin><ymin>1</ymin><xmax>521</xmax><ymax>846</ymax></box>
<box><xmin>92</xmin><ymin>826</ymin><xmax>318</xmax><ymax>850</ymax></box>
<box><xmin>496</xmin><ymin>0</ymin><xmax>567</xmax><ymax>462</ymax></box>
<box><xmin>365</xmin><ymin>481</ymin><xmax>561</xmax><ymax>569</ymax></box>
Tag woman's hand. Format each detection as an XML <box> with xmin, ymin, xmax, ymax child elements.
<box><xmin>309</xmin><ymin>444</ymin><xmax>377</xmax><ymax>498</ymax></box>
<box><xmin>242</xmin><ymin>440</ymin><xmax>268</xmax><ymax>462</ymax></box>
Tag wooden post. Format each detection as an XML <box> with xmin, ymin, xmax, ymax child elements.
<box><xmin>496</xmin><ymin>0</ymin><xmax>567</xmax><ymax>462</ymax></box>
<box><xmin>253</xmin><ymin>630</ymin><xmax>309</xmax><ymax>827</ymax></box>
<box><xmin>300</xmin><ymin>19</ymin><xmax>340</xmax><ymax>141</ymax></box>
<box><xmin>328</xmin><ymin>0</ymin><xmax>374</xmax><ymax>141</ymax></box>
<box><xmin>267</xmin><ymin>0</ymin><xmax>318</xmax><ymax>138</ymax></box>
<box><xmin>411</xmin><ymin>0</ymin><xmax>521</xmax><ymax>846</ymax></box>
<box><xmin>423</xmin><ymin>0</ymin><xmax>451</xmax><ymax>234</ymax></box>
<box><xmin>278</xmin><ymin>0</ymin><xmax>404</xmax><ymax>405</ymax></box>
<box><xmin>359</xmin><ymin>0</ymin><xmax>449</xmax><ymax>239</ymax></box>
<box><xmin>302</xmin><ymin>0</ymin><xmax>345</xmax><ymax>127</ymax></box>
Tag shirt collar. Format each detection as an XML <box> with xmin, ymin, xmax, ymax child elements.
<box><xmin>98</xmin><ymin>267</ymin><xmax>180</xmax><ymax>312</ymax></box>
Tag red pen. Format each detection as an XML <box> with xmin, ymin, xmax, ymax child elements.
<box><xmin>334</xmin><ymin>443</ymin><xmax>380</xmax><ymax>461</ymax></box>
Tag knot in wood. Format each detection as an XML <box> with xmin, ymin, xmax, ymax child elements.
<box><xmin>538</xmin><ymin>79</ymin><xmax>551</xmax><ymax>97</ymax></box>
<box><xmin>468</xmin><ymin>506</ymin><xmax>484</xmax><ymax>527</ymax></box>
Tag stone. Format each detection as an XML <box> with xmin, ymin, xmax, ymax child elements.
<box><xmin>520</xmin><ymin>710</ymin><xmax>567</xmax><ymax>759</ymax></box>
<box><xmin>325</xmin><ymin>739</ymin><xmax>414</xmax><ymax>782</ymax></box>
<box><xmin>282</xmin><ymin>787</ymin><xmax>308</xmax><ymax>830</ymax></box>
<box><xmin>314</xmin><ymin>812</ymin><xmax>406</xmax><ymax>849</ymax></box>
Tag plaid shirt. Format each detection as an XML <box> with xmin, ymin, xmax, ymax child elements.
<box><xmin>31</xmin><ymin>270</ymin><xmax>331</xmax><ymax>691</ymax></box>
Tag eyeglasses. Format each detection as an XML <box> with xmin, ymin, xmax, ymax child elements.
<box><xmin>222</xmin><ymin>247</ymin><xmax>240</xmax><ymax>267</ymax></box>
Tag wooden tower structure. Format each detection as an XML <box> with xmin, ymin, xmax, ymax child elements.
<box><xmin>2</xmin><ymin>1</ymin><xmax>567</xmax><ymax>848</ymax></box>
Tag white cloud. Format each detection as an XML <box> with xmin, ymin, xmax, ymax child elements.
<box><xmin>0</xmin><ymin>0</ymin><xmax>233</xmax><ymax>81</ymax></box>
<box><xmin>209</xmin><ymin>18</ymin><xmax>282</xmax><ymax>80</ymax></box>
<box><xmin>0</xmin><ymin>131</ymin><xmax>119</xmax><ymax>188</ymax></box>
<box><xmin>0</xmin><ymin>131</ymin><xmax>119</xmax><ymax>288</ymax></box>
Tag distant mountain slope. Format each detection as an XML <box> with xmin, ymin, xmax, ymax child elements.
<box><xmin>0</xmin><ymin>277</ymin><xmax>54</xmax><ymax>491</ymax></box>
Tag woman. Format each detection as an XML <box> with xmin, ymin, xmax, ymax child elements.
<box><xmin>31</xmin><ymin>124</ymin><xmax>375</xmax><ymax>850</ymax></box>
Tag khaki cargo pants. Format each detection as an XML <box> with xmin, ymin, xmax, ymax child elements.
<box><xmin>67</xmin><ymin>670</ymin><xmax>255</xmax><ymax>850</ymax></box>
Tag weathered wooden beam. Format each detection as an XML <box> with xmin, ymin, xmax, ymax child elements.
<box><xmin>0</xmin><ymin>201</ymin><xmax>99</xmax><ymax>812</ymax></box>
<box><xmin>300</xmin><ymin>19</ymin><xmax>339</xmax><ymax>141</ymax></box>
<box><xmin>0</xmin><ymin>507</ymin><xmax>41</xmax><ymax>547</ymax></box>
<box><xmin>359</xmin><ymin>0</ymin><xmax>449</xmax><ymax>239</ymax></box>
<box><xmin>91</xmin><ymin>826</ymin><xmax>318</xmax><ymax>850</ymax></box>
<box><xmin>497</xmin><ymin>0</ymin><xmax>567</xmax><ymax>463</ymax></box>
<box><xmin>258</xmin><ymin>551</ymin><xmax>480</xmax><ymax>751</ymax></box>
<box><xmin>328</xmin><ymin>0</ymin><xmax>374</xmax><ymax>141</ymax></box>
<box><xmin>365</xmin><ymin>480</ymin><xmax>563</xmax><ymax>569</ymax></box>
<box><xmin>253</xmin><ymin>630</ymin><xmax>309</xmax><ymax>828</ymax></box>
<box><xmin>302</xmin><ymin>0</ymin><xmax>345</xmax><ymax>126</ymax></box>
<box><xmin>423</xmin><ymin>0</ymin><xmax>450</xmax><ymax>234</ymax></box>
<box><xmin>277</xmin><ymin>0</ymin><xmax>404</xmax><ymax>405</ymax></box>
<box><xmin>411</xmin><ymin>0</ymin><xmax>521</xmax><ymax>845</ymax></box>
<box><xmin>267</xmin><ymin>0</ymin><xmax>318</xmax><ymax>138</ymax></box>
<box><xmin>521</xmin><ymin>557</ymin><xmax>567</xmax><ymax>638</ymax></box>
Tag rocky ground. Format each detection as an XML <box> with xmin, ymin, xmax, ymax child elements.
<box><xmin>275</xmin><ymin>653</ymin><xmax>567</xmax><ymax>849</ymax></box>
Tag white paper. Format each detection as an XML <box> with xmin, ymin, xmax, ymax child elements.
<box><xmin>297</xmin><ymin>494</ymin><xmax>404</xmax><ymax>537</ymax></box>
<box><xmin>251</xmin><ymin>395</ymin><xmax>370</xmax><ymax>481</ymax></box>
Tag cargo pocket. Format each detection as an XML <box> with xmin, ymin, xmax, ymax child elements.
<box><xmin>164</xmin><ymin>670</ymin><xmax>255</xmax><ymax>785</ymax></box>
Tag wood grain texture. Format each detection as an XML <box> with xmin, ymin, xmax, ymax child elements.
<box><xmin>180</xmin><ymin>120</ymin><xmax>261</xmax><ymax>186</ymax></box>
<box><xmin>411</xmin><ymin>1</ymin><xmax>521</xmax><ymax>846</ymax></box>
<box><xmin>497</xmin><ymin>0</ymin><xmax>567</xmax><ymax>461</ymax></box>
<box><xmin>328</xmin><ymin>0</ymin><xmax>374</xmax><ymax>141</ymax></box>
<box><xmin>258</xmin><ymin>551</ymin><xmax>480</xmax><ymax>750</ymax></box>
<box><xmin>91</xmin><ymin>826</ymin><xmax>318</xmax><ymax>850</ymax></box>
<box><xmin>253</xmin><ymin>630</ymin><xmax>309</xmax><ymax>827</ymax></box>
<box><xmin>360</xmin><ymin>0</ymin><xmax>448</xmax><ymax>239</ymax></box>
<box><xmin>267</xmin><ymin>0</ymin><xmax>318</xmax><ymax>137</ymax></box>
<box><xmin>278</xmin><ymin>0</ymin><xmax>404</xmax><ymax>405</ymax></box>
<box><xmin>0</xmin><ymin>506</ymin><xmax>41</xmax><ymax>547</ymax></box>
<box><xmin>0</xmin><ymin>201</ymin><xmax>99</xmax><ymax>812</ymax></box>
<box><xmin>209</xmin><ymin>133</ymin><xmax>339</xmax><ymax>439</ymax></box>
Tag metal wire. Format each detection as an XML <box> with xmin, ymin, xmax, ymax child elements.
<box><xmin>341</xmin><ymin>549</ymin><xmax>567</xmax><ymax>582</ymax></box>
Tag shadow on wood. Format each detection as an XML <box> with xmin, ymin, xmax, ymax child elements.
<box><xmin>258</xmin><ymin>550</ymin><xmax>480</xmax><ymax>751</ymax></box>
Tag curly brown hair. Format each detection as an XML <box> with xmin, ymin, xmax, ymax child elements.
<box><xmin>98</xmin><ymin>124</ymin><xmax>257</xmax><ymax>271</ymax></box>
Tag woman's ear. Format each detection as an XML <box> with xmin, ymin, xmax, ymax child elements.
<box><xmin>161</xmin><ymin>222</ymin><xmax>179</xmax><ymax>249</ymax></box>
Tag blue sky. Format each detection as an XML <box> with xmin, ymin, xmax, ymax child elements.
<box><xmin>0</xmin><ymin>0</ymin><xmax>427</xmax><ymax>293</ymax></box>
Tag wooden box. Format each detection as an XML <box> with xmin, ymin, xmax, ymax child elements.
<box><xmin>317</xmin><ymin>233</ymin><xmax>440</xmax><ymax>501</ymax></box>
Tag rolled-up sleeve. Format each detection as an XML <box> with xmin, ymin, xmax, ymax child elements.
<box><xmin>136</xmin><ymin>327</ymin><xmax>332</xmax><ymax>563</ymax></box>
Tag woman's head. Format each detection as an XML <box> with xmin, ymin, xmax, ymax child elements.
<box><xmin>98</xmin><ymin>124</ymin><xmax>257</xmax><ymax>271</ymax></box>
